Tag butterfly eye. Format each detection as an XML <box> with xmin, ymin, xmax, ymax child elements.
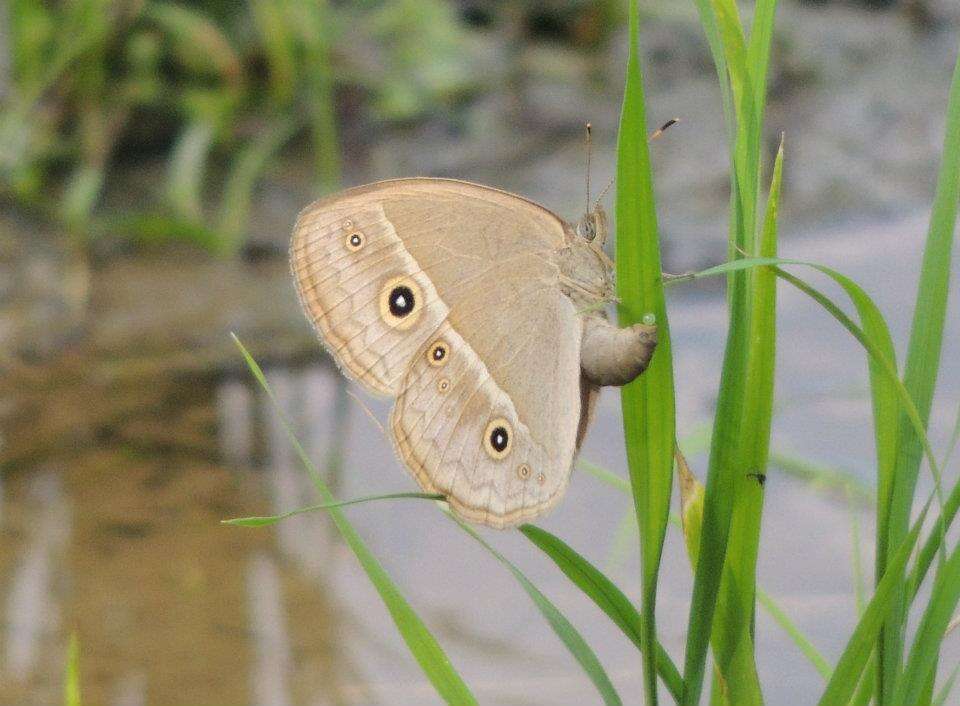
<box><xmin>427</xmin><ymin>341</ymin><xmax>449</xmax><ymax>366</ymax></box>
<box><xmin>345</xmin><ymin>231</ymin><xmax>364</xmax><ymax>251</ymax></box>
<box><xmin>577</xmin><ymin>219</ymin><xmax>596</xmax><ymax>241</ymax></box>
<box><xmin>378</xmin><ymin>276</ymin><xmax>423</xmax><ymax>329</ymax></box>
<box><xmin>483</xmin><ymin>418</ymin><xmax>513</xmax><ymax>460</ymax></box>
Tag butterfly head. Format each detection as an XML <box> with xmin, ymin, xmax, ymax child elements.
<box><xmin>575</xmin><ymin>205</ymin><xmax>608</xmax><ymax>247</ymax></box>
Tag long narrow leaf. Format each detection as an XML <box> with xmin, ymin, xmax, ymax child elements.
<box><xmin>616</xmin><ymin>1</ymin><xmax>675</xmax><ymax>703</ymax></box>
<box><xmin>231</xmin><ymin>335</ymin><xmax>477</xmax><ymax>705</ymax></box>
<box><xmin>520</xmin><ymin>524</ymin><xmax>683</xmax><ymax>703</ymax></box>
<box><xmin>894</xmin><ymin>541</ymin><xmax>960</xmax><ymax>706</ymax></box>
<box><xmin>223</xmin><ymin>492</ymin><xmax>443</xmax><ymax>526</ymax></box>
<box><xmin>453</xmin><ymin>518</ymin><xmax>622</xmax><ymax>706</ymax></box>
<box><xmin>879</xmin><ymin>41</ymin><xmax>960</xmax><ymax>700</ymax></box>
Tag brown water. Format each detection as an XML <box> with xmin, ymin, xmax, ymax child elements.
<box><xmin>2</xmin><ymin>211</ymin><xmax>959</xmax><ymax>705</ymax></box>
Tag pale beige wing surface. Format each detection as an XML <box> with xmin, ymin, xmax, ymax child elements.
<box><xmin>290</xmin><ymin>178</ymin><xmax>584</xmax><ymax>526</ymax></box>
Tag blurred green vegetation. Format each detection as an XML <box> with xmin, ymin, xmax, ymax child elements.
<box><xmin>1</xmin><ymin>0</ymin><xmax>547</xmax><ymax>254</ymax></box>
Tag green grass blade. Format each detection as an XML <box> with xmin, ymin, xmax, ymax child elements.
<box><xmin>616</xmin><ymin>2</ymin><xmax>675</xmax><ymax>703</ymax></box>
<box><xmin>223</xmin><ymin>492</ymin><xmax>444</xmax><ymax>526</ymax></box>
<box><xmin>231</xmin><ymin>335</ymin><xmax>477</xmax><ymax>705</ymax></box>
<box><xmin>520</xmin><ymin>524</ymin><xmax>684</xmax><ymax>703</ymax></box>
<box><xmin>746</xmin><ymin>0</ymin><xmax>779</xmax><ymax>130</ymax></box>
<box><xmin>453</xmin><ymin>519</ymin><xmax>622</xmax><ymax>706</ymax></box>
<box><xmin>64</xmin><ymin>634</ymin><xmax>81</xmax><ymax>706</ymax></box>
<box><xmin>817</xmin><ymin>501</ymin><xmax>931</xmax><ymax>706</ymax></box>
<box><xmin>672</xmin><ymin>257</ymin><xmax>942</xmax><ymax>494</ymax></box>
<box><xmin>894</xmin><ymin>542</ymin><xmax>960</xmax><ymax>706</ymax></box>
<box><xmin>710</xmin><ymin>137</ymin><xmax>783</xmax><ymax>706</ymax></box>
<box><xmin>879</xmin><ymin>42</ymin><xmax>960</xmax><ymax>701</ymax></box>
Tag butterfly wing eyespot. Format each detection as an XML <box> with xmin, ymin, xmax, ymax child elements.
<box><xmin>483</xmin><ymin>417</ymin><xmax>513</xmax><ymax>460</ymax></box>
<box><xmin>345</xmin><ymin>231</ymin><xmax>364</xmax><ymax>251</ymax></box>
<box><xmin>436</xmin><ymin>377</ymin><xmax>450</xmax><ymax>393</ymax></box>
<box><xmin>427</xmin><ymin>340</ymin><xmax>449</xmax><ymax>366</ymax></box>
<box><xmin>378</xmin><ymin>275</ymin><xmax>423</xmax><ymax>330</ymax></box>
<box><xmin>536</xmin><ymin>472</ymin><xmax>546</xmax><ymax>485</ymax></box>
<box><xmin>517</xmin><ymin>463</ymin><xmax>531</xmax><ymax>480</ymax></box>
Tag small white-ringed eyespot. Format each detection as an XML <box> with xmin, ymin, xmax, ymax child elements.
<box><xmin>345</xmin><ymin>231</ymin><xmax>364</xmax><ymax>251</ymax></box>
<box><xmin>517</xmin><ymin>464</ymin><xmax>531</xmax><ymax>480</ymax></box>
<box><xmin>427</xmin><ymin>340</ymin><xmax>449</xmax><ymax>366</ymax></box>
<box><xmin>483</xmin><ymin>417</ymin><xmax>513</xmax><ymax>460</ymax></box>
<box><xmin>437</xmin><ymin>378</ymin><xmax>450</xmax><ymax>393</ymax></box>
<box><xmin>341</xmin><ymin>218</ymin><xmax>354</xmax><ymax>230</ymax></box>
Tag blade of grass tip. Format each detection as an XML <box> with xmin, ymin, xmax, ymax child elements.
<box><xmin>520</xmin><ymin>524</ymin><xmax>684</xmax><ymax>703</ymax></box>
<box><xmin>451</xmin><ymin>517</ymin><xmax>622</xmax><ymax>706</ymax></box>
<box><xmin>894</xmin><ymin>540</ymin><xmax>960</xmax><ymax>706</ymax></box>
<box><xmin>223</xmin><ymin>492</ymin><xmax>444</xmax><ymax>526</ymax></box>
<box><xmin>817</xmin><ymin>498</ymin><xmax>932</xmax><ymax>706</ymax></box>
<box><xmin>880</xmin><ymin>41</ymin><xmax>960</xmax><ymax>701</ymax></box>
<box><xmin>64</xmin><ymin>634</ymin><xmax>80</xmax><ymax>706</ymax></box>
<box><xmin>231</xmin><ymin>335</ymin><xmax>477</xmax><ymax>705</ymax></box>
<box><xmin>617</xmin><ymin>2</ymin><xmax>675</xmax><ymax>703</ymax></box>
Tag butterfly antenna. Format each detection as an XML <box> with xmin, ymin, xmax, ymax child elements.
<box><xmin>650</xmin><ymin>117</ymin><xmax>680</xmax><ymax>141</ymax></box>
<box><xmin>592</xmin><ymin>118</ymin><xmax>680</xmax><ymax>210</ymax></box>
<box><xmin>585</xmin><ymin>122</ymin><xmax>592</xmax><ymax>217</ymax></box>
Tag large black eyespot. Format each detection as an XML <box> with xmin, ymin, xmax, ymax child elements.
<box><xmin>379</xmin><ymin>276</ymin><xmax>423</xmax><ymax>329</ymax></box>
<box><xmin>483</xmin><ymin>417</ymin><xmax>513</xmax><ymax>459</ymax></box>
<box><xmin>389</xmin><ymin>286</ymin><xmax>415</xmax><ymax>317</ymax></box>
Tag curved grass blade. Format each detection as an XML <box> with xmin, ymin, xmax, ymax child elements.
<box><xmin>893</xmin><ymin>541</ymin><xmax>960</xmax><ymax>706</ymax></box>
<box><xmin>451</xmin><ymin>517</ymin><xmax>622</xmax><ymax>706</ymax></box>
<box><xmin>880</xmin><ymin>42</ymin><xmax>960</xmax><ymax>700</ymax></box>
<box><xmin>519</xmin><ymin>524</ymin><xmax>683</xmax><ymax>703</ymax></box>
<box><xmin>231</xmin><ymin>335</ymin><xmax>477</xmax><ymax>706</ymax></box>
<box><xmin>223</xmin><ymin>492</ymin><xmax>444</xmax><ymax>526</ymax></box>
<box><xmin>616</xmin><ymin>2</ymin><xmax>675</xmax><ymax>702</ymax></box>
<box><xmin>671</xmin><ymin>257</ymin><xmax>942</xmax><ymax>498</ymax></box>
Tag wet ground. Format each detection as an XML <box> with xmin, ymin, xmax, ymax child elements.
<box><xmin>3</xmin><ymin>3</ymin><xmax>960</xmax><ymax>704</ymax></box>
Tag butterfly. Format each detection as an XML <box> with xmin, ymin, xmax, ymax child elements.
<box><xmin>290</xmin><ymin>178</ymin><xmax>656</xmax><ymax>528</ymax></box>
